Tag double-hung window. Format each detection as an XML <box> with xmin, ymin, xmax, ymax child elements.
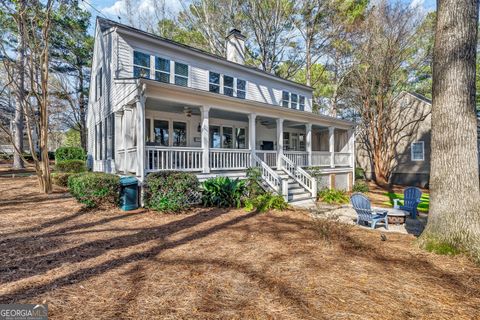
<box><xmin>96</xmin><ymin>68</ymin><xmax>102</xmax><ymax>100</ymax></box>
<box><xmin>291</xmin><ymin>93</ymin><xmax>298</xmax><ymax>109</ymax></box>
<box><xmin>209</xmin><ymin>72</ymin><xmax>220</xmax><ymax>93</ymax></box>
<box><xmin>154</xmin><ymin>120</ymin><xmax>169</xmax><ymax>146</ymax></box>
<box><xmin>299</xmin><ymin>96</ymin><xmax>305</xmax><ymax>111</ymax></box>
<box><xmin>411</xmin><ymin>141</ymin><xmax>425</xmax><ymax>161</ymax></box>
<box><xmin>133</xmin><ymin>51</ymin><xmax>150</xmax><ymax>78</ymax></box>
<box><xmin>282</xmin><ymin>91</ymin><xmax>290</xmax><ymax>108</ymax></box>
<box><xmin>223</xmin><ymin>75</ymin><xmax>234</xmax><ymax>96</ymax></box>
<box><xmin>174</xmin><ymin>62</ymin><xmax>188</xmax><ymax>86</ymax></box>
<box><xmin>155</xmin><ymin>57</ymin><xmax>170</xmax><ymax>83</ymax></box>
<box><xmin>237</xmin><ymin>79</ymin><xmax>246</xmax><ymax>99</ymax></box>
<box><xmin>173</xmin><ymin>121</ymin><xmax>187</xmax><ymax>147</ymax></box>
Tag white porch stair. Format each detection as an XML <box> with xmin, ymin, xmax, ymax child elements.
<box><xmin>275</xmin><ymin>170</ymin><xmax>315</xmax><ymax>203</ymax></box>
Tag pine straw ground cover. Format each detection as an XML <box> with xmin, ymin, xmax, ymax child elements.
<box><xmin>0</xmin><ymin>176</ymin><xmax>479</xmax><ymax>320</ymax></box>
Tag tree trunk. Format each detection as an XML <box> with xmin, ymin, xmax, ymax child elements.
<box><xmin>13</xmin><ymin>0</ymin><xmax>26</xmax><ymax>169</ymax></box>
<box><xmin>78</xmin><ymin>65</ymin><xmax>87</xmax><ymax>150</ymax></box>
<box><xmin>419</xmin><ymin>0</ymin><xmax>480</xmax><ymax>261</ymax></box>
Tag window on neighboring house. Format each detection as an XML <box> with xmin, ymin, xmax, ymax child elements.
<box><xmin>96</xmin><ymin>68</ymin><xmax>102</xmax><ymax>100</ymax></box>
<box><xmin>174</xmin><ymin>62</ymin><xmax>188</xmax><ymax>86</ymax></box>
<box><xmin>153</xmin><ymin>120</ymin><xmax>169</xmax><ymax>146</ymax></box>
<box><xmin>155</xmin><ymin>57</ymin><xmax>170</xmax><ymax>83</ymax></box>
<box><xmin>223</xmin><ymin>75</ymin><xmax>234</xmax><ymax>96</ymax></box>
<box><xmin>133</xmin><ymin>51</ymin><xmax>150</xmax><ymax>78</ymax></box>
<box><xmin>299</xmin><ymin>96</ymin><xmax>305</xmax><ymax>111</ymax></box>
<box><xmin>411</xmin><ymin>141</ymin><xmax>425</xmax><ymax>161</ymax></box>
<box><xmin>209</xmin><ymin>72</ymin><xmax>220</xmax><ymax>93</ymax></box>
<box><xmin>282</xmin><ymin>91</ymin><xmax>289</xmax><ymax>108</ymax></box>
<box><xmin>173</xmin><ymin>121</ymin><xmax>187</xmax><ymax>147</ymax></box>
<box><xmin>237</xmin><ymin>79</ymin><xmax>246</xmax><ymax>99</ymax></box>
<box><xmin>291</xmin><ymin>93</ymin><xmax>298</xmax><ymax>109</ymax></box>
<box><xmin>106</xmin><ymin>114</ymin><xmax>115</xmax><ymax>159</ymax></box>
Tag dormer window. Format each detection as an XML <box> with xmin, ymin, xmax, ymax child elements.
<box><xmin>291</xmin><ymin>93</ymin><xmax>298</xmax><ymax>109</ymax></box>
<box><xmin>174</xmin><ymin>62</ymin><xmax>188</xmax><ymax>86</ymax></box>
<box><xmin>237</xmin><ymin>79</ymin><xmax>246</xmax><ymax>99</ymax></box>
<box><xmin>209</xmin><ymin>72</ymin><xmax>220</xmax><ymax>93</ymax></box>
<box><xmin>282</xmin><ymin>91</ymin><xmax>289</xmax><ymax>107</ymax></box>
<box><xmin>299</xmin><ymin>96</ymin><xmax>305</xmax><ymax>111</ymax></box>
<box><xmin>133</xmin><ymin>51</ymin><xmax>150</xmax><ymax>78</ymax></box>
<box><xmin>155</xmin><ymin>57</ymin><xmax>170</xmax><ymax>83</ymax></box>
<box><xmin>224</xmin><ymin>75</ymin><xmax>234</xmax><ymax>96</ymax></box>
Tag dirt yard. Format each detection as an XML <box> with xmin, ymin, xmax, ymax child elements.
<box><xmin>1</xmin><ymin>176</ymin><xmax>479</xmax><ymax>319</ymax></box>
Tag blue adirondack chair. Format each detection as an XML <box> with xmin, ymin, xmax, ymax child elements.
<box><xmin>399</xmin><ymin>187</ymin><xmax>422</xmax><ymax>219</ymax></box>
<box><xmin>350</xmin><ymin>193</ymin><xmax>388</xmax><ymax>230</ymax></box>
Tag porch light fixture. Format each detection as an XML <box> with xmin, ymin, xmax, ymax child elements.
<box><xmin>197</xmin><ymin>123</ymin><xmax>201</xmax><ymax>132</ymax></box>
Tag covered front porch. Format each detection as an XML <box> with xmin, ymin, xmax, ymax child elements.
<box><xmin>114</xmin><ymin>93</ymin><xmax>354</xmax><ymax>178</ymax></box>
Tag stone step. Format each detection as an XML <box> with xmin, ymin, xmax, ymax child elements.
<box><xmin>288</xmin><ymin>187</ymin><xmax>307</xmax><ymax>195</ymax></box>
<box><xmin>288</xmin><ymin>193</ymin><xmax>314</xmax><ymax>202</ymax></box>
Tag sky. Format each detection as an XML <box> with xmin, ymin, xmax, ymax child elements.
<box><xmin>80</xmin><ymin>0</ymin><xmax>437</xmax><ymax>34</ymax></box>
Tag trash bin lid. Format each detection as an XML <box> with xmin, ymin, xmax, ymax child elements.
<box><xmin>120</xmin><ymin>176</ymin><xmax>138</xmax><ymax>186</ymax></box>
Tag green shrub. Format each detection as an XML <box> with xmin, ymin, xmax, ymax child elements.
<box><xmin>144</xmin><ymin>171</ymin><xmax>199</xmax><ymax>213</ymax></box>
<box><xmin>55</xmin><ymin>147</ymin><xmax>85</xmax><ymax>163</ymax></box>
<box><xmin>317</xmin><ymin>188</ymin><xmax>349</xmax><ymax>205</ymax></box>
<box><xmin>244</xmin><ymin>192</ymin><xmax>288</xmax><ymax>212</ymax></box>
<box><xmin>55</xmin><ymin>160</ymin><xmax>87</xmax><ymax>173</ymax></box>
<box><xmin>355</xmin><ymin>167</ymin><xmax>366</xmax><ymax>180</ymax></box>
<box><xmin>202</xmin><ymin>177</ymin><xmax>246</xmax><ymax>208</ymax></box>
<box><xmin>68</xmin><ymin>172</ymin><xmax>120</xmax><ymax>208</ymax></box>
<box><xmin>245</xmin><ymin>167</ymin><xmax>264</xmax><ymax>197</ymax></box>
<box><xmin>52</xmin><ymin>172</ymin><xmax>73</xmax><ymax>187</ymax></box>
<box><xmin>352</xmin><ymin>180</ymin><xmax>369</xmax><ymax>193</ymax></box>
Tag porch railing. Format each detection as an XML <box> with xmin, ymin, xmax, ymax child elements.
<box><xmin>334</xmin><ymin>152</ymin><xmax>351</xmax><ymax>167</ymax></box>
<box><xmin>279</xmin><ymin>154</ymin><xmax>317</xmax><ymax>198</ymax></box>
<box><xmin>146</xmin><ymin>147</ymin><xmax>203</xmax><ymax>172</ymax></box>
<box><xmin>255</xmin><ymin>151</ymin><xmax>277</xmax><ymax>167</ymax></box>
<box><xmin>210</xmin><ymin>149</ymin><xmax>250</xmax><ymax>170</ymax></box>
<box><xmin>252</xmin><ymin>153</ymin><xmax>288</xmax><ymax>200</ymax></box>
<box><xmin>284</xmin><ymin>151</ymin><xmax>308</xmax><ymax>167</ymax></box>
<box><xmin>311</xmin><ymin>151</ymin><xmax>331</xmax><ymax>167</ymax></box>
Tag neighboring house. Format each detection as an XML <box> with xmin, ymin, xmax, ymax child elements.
<box><xmin>357</xmin><ymin>92</ymin><xmax>480</xmax><ymax>188</ymax></box>
<box><xmin>87</xmin><ymin>17</ymin><xmax>355</xmax><ymax>203</ymax></box>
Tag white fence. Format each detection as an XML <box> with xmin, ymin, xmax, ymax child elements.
<box><xmin>284</xmin><ymin>151</ymin><xmax>308</xmax><ymax>167</ymax></box>
<box><xmin>255</xmin><ymin>151</ymin><xmax>277</xmax><ymax>167</ymax></box>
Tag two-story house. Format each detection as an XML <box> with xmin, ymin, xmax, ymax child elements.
<box><xmin>87</xmin><ymin>17</ymin><xmax>355</xmax><ymax>203</ymax></box>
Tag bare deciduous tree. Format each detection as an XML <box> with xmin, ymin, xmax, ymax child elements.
<box><xmin>348</xmin><ymin>1</ymin><xmax>429</xmax><ymax>187</ymax></box>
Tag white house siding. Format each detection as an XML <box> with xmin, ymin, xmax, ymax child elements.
<box><xmin>114</xmin><ymin>31</ymin><xmax>312</xmax><ymax>112</ymax></box>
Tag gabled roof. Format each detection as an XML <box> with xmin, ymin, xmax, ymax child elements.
<box><xmin>96</xmin><ymin>17</ymin><xmax>312</xmax><ymax>91</ymax></box>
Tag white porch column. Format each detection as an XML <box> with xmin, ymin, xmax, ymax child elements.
<box><xmin>123</xmin><ymin>108</ymin><xmax>129</xmax><ymax>174</ymax></box>
<box><xmin>305</xmin><ymin>123</ymin><xmax>312</xmax><ymax>167</ymax></box>
<box><xmin>348</xmin><ymin>128</ymin><xmax>355</xmax><ymax>189</ymax></box>
<box><xmin>248</xmin><ymin>113</ymin><xmax>256</xmax><ymax>166</ymax></box>
<box><xmin>276</xmin><ymin>118</ymin><xmax>284</xmax><ymax>169</ymax></box>
<box><xmin>201</xmin><ymin>106</ymin><xmax>210</xmax><ymax>173</ymax></box>
<box><xmin>329</xmin><ymin>126</ymin><xmax>335</xmax><ymax>168</ymax></box>
<box><xmin>136</xmin><ymin>95</ymin><xmax>146</xmax><ymax>181</ymax></box>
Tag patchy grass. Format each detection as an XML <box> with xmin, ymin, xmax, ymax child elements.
<box><xmin>423</xmin><ymin>238</ymin><xmax>461</xmax><ymax>256</ymax></box>
<box><xmin>383</xmin><ymin>192</ymin><xmax>430</xmax><ymax>212</ymax></box>
<box><xmin>0</xmin><ymin>176</ymin><xmax>479</xmax><ymax>319</ymax></box>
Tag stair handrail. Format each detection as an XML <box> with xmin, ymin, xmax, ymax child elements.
<box><xmin>252</xmin><ymin>153</ymin><xmax>288</xmax><ymax>200</ymax></box>
<box><xmin>279</xmin><ymin>154</ymin><xmax>317</xmax><ymax>198</ymax></box>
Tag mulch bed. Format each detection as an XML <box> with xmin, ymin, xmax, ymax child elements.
<box><xmin>0</xmin><ymin>176</ymin><xmax>479</xmax><ymax>319</ymax></box>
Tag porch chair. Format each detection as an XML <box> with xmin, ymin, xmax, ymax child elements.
<box><xmin>350</xmin><ymin>193</ymin><xmax>388</xmax><ymax>230</ymax></box>
<box><xmin>399</xmin><ymin>187</ymin><xmax>422</xmax><ymax>219</ymax></box>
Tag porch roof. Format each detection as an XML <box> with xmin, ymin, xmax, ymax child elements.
<box><xmin>116</xmin><ymin>77</ymin><xmax>355</xmax><ymax>130</ymax></box>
